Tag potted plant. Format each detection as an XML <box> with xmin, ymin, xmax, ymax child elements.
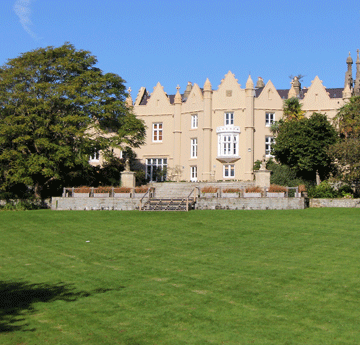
<box><xmin>113</xmin><ymin>187</ymin><xmax>131</xmax><ymax>198</ymax></box>
<box><xmin>93</xmin><ymin>186</ymin><xmax>111</xmax><ymax>198</ymax></box>
<box><xmin>73</xmin><ymin>186</ymin><xmax>91</xmax><ymax>198</ymax></box>
<box><xmin>221</xmin><ymin>188</ymin><xmax>240</xmax><ymax>198</ymax></box>
<box><xmin>244</xmin><ymin>186</ymin><xmax>262</xmax><ymax>198</ymax></box>
<box><xmin>201</xmin><ymin>186</ymin><xmax>218</xmax><ymax>198</ymax></box>
<box><xmin>267</xmin><ymin>184</ymin><xmax>286</xmax><ymax>198</ymax></box>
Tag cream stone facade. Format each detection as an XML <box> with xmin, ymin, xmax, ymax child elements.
<box><xmin>95</xmin><ymin>51</ymin><xmax>360</xmax><ymax>183</ymax></box>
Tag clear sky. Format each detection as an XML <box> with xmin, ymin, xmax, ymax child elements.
<box><xmin>2</xmin><ymin>0</ymin><xmax>360</xmax><ymax>97</ymax></box>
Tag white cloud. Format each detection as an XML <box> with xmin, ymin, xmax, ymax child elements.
<box><xmin>14</xmin><ymin>0</ymin><xmax>39</xmax><ymax>40</ymax></box>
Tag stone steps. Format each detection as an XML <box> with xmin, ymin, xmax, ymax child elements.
<box><xmin>150</xmin><ymin>182</ymin><xmax>254</xmax><ymax>198</ymax></box>
<box><xmin>141</xmin><ymin>198</ymin><xmax>195</xmax><ymax>211</ymax></box>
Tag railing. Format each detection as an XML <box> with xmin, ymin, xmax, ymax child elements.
<box><xmin>185</xmin><ymin>186</ymin><xmax>199</xmax><ymax>211</ymax></box>
<box><xmin>62</xmin><ymin>185</ymin><xmax>303</xmax><ymax>201</ymax></box>
<box><xmin>139</xmin><ymin>187</ymin><xmax>155</xmax><ymax>211</ymax></box>
<box><xmin>198</xmin><ymin>186</ymin><xmax>302</xmax><ymax>198</ymax></box>
<box><xmin>62</xmin><ymin>187</ymin><xmax>152</xmax><ymax>198</ymax></box>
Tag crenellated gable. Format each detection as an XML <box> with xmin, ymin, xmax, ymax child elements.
<box><xmin>134</xmin><ymin>82</ymin><xmax>173</xmax><ymax>115</ymax></box>
<box><xmin>147</xmin><ymin>82</ymin><xmax>171</xmax><ymax>107</ymax></box>
<box><xmin>213</xmin><ymin>71</ymin><xmax>245</xmax><ymax>109</ymax></box>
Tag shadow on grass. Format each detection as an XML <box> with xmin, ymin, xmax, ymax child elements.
<box><xmin>0</xmin><ymin>281</ymin><xmax>121</xmax><ymax>333</ymax></box>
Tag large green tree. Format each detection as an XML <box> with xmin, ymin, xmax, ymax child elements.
<box><xmin>0</xmin><ymin>43</ymin><xmax>145</xmax><ymax>198</ymax></box>
<box><xmin>329</xmin><ymin>96</ymin><xmax>360</xmax><ymax>188</ymax></box>
<box><xmin>328</xmin><ymin>138</ymin><xmax>360</xmax><ymax>186</ymax></box>
<box><xmin>333</xmin><ymin>96</ymin><xmax>360</xmax><ymax>138</ymax></box>
<box><xmin>272</xmin><ymin>112</ymin><xmax>337</xmax><ymax>181</ymax></box>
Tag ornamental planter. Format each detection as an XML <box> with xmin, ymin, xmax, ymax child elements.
<box><xmin>222</xmin><ymin>192</ymin><xmax>239</xmax><ymax>198</ymax></box>
<box><xmin>73</xmin><ymin>192</ymin><xmax>90</xmax><ymax>198</ymax></box>
<box><xmin>114</xmin><ymin>193</ymin><xmax>131</xmax><ymax>198</ymax></box>
<box><xmin>244</xmin><ymin>192</ymin><xmax>262</xmax><ymax>198</ymax></box>
<box><xmin>201</xmin><ymin>193</ymin><xmax>218</xmax><ymax>198</ymax></box>
<box><xmin>267</xmin><ymin>192</ymin><xmax>285</xmax><ymax>198</ymax></box>
<box><xmin>134</xmin><ymin>193</ymin><xmax>146</xmax><ymax>198</ymax></box>
<box><xmin>94</xmin><ymin>193</ymin><xmax>109</xmax><ymax>198</ymax></box>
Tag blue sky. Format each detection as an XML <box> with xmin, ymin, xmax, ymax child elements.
<box><xmin>2</xmin><ymin>0</ymin><xmax>360</xmax><ymax>97</ymax></box>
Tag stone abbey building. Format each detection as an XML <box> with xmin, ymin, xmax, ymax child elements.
<box><xmin>92</xmin><ymin>51</ymin><xmax>360</xmax><ymax>183</ymax></box>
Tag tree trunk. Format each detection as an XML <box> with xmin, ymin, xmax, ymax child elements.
<box><xmin>34</xmin><ymin>182</ymin><xmax>42</xmax><ymax>199</ymax></box>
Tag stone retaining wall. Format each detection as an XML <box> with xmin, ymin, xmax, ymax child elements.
<box><xmin>4</xmin><ymin>197</ymin><xmax>359</xmax><ymax>211</ymax></box>
<box><xmin>51</xmin><ymin>197</ymin><xmax>141</xmax><ymax>211</ymax></box>
<box><xmin>51</xmin><ymin>196</ymin><xmax>306</xmax><ymax>211</ymax></box>
<box><xmin>196</xmin><ymin>197</ymin><xmax>306</xmax><ymax>210</ymax></box>
<box><xmin>309</xmin><ymin>198</ymin><xmax>360</xmax><ymax>208</ymax></box>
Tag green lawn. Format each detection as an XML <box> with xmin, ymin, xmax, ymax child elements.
<box><xmin>1</xmin><ymin>209</ymin><xmax>360</xmax><ymax>344</ymax></box>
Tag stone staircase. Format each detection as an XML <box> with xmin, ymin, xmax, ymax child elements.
<box><xmin>139</xmin><ymin>183</ymin><xmax>198</xmax><ymax>211</ymax></box>
<box><xmin>151</xmin><ymin>183</ymin><xmax>198</xmax><ymax>199</ymax></box>
<box><xmin>139</xmin><ymin>182</ymin><xmax>254</xmax><ymax>211</ymax></box>
<box><xmin>140</xmin><ymin>198</ymin><xmax>196</xmax><ymax>211</ymax></box>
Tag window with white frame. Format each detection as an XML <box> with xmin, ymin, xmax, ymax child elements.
<box><xmin>191</xmin><ymin>138</ymin><xmax>198</xmax><ymax>158</ymax></box>
<box><xmin>89</xmin><ymin>149</ymin><xmax>100</xmax><ymax>162</ymax></box>
<box><xmin>152</xmin><ymin>123</ymin><xmax>163</xmax><ymax>142</ymax></box>
<box><xmin>146</xmin><ymin>158</ymin><xmax>167</xmax><ymax>182</ymax></box>
<box><xmin>224</xmin><ymin>112</ymin><xmax>234</xmax><ymax>126</ymax></box>
<box><xmin>218</xmin><ymin>134</ymin><xmax>238</xmax><ymax>157</ymax></box>
<box><xmin>223</xmin><ymin>164</ymin><xmax>235</xmax><ymax>178</ymax></box>
<box><xmin>265</xmin><ymin>136</ymin><xmax>275</xmax><ymax>156</ymax></box>
<box><xmin>265</xmin><ymin>113</ymin><xmax>275</xmax><ymax>127</ymax></box>
<box><xmin>191</xmin><ymin>114</ymin><xmax>198</xmax><ymax>129</ymax></box>
<box><xmin>190</xmin><ymin>166</ymin><xmax>197</xmax><ymax>182</ymax></box>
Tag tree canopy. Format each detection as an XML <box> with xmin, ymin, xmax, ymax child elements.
<box><xmin>272</xmin><ymin>112</ymin><xmax>337</xmax><ymax>181</ymax></box>
<box><xmin>329</xmin><ymin>96</ymin><xmax>360</xmax><ymax>188</ymax></box>
<box><xmin>333</xmin><ymin>96</ymin><xmax>360</xmax><ymax>139</ymax></box>
<box><xmin>0</xmin><ymin>43</ymin><xmax>145</xmax><ymax>198</ymax></box>
<box><xmin>282</xmin><ymin>97</ymin><xmax>305</xmax><ymax>121</ymax></box>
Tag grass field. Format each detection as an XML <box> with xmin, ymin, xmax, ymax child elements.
<box><xmin>1</xmin><ymin>209</ymin><xmax>360</xmax><ymax>345</ymax></box>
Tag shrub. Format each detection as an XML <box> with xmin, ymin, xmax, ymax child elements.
<box><xmin>114</xmin><ymin>187</ymin><xmax>131</xmax><ymax>193</ymax></box>
<box><xmin>298</xmin><ymin>184</ymin><xmax>307</xmax><ymax>193</ymax></box>
<box><xmin>201</xmin><ymin>187</ymin><xmax>218</xmax><ymax>193</ymax></box>
<box><xmin>308</xmin><ymin>181</ymin><xmax>338</xmax><ymax>198</ymax></box>
<box><xmin>94</xmin><ymin>186</ymin><xmax>112</xmax><ymax>193</ymax></box>
<box><xmin>135</xmin><ymin>170</ymin><xmax>147</xmax><ymax>186</ymax></box>
<box><xmin>253</xmin><ymin>160</ymin><xmax>261</xmax><ymax>171</ymax></box>
<box><xmin>245</xmin><ymin>186</ymin><xmax>262</xmax><ymax>193</ymax></box>
<box><xmin>338</xmin><ymin>184</ymin><xmax>354</xmax><ymax>198</ymax></box>
<box><xmin>222</xmin><ymin>188</ymin><xmax>240</xmax><ymax>193</ymax></box>
<box><xmin>268</xmin><ymin>184</ymin><xmax>287</xmax><ymax>192</ymax></box>
<box><xmin>266</xmin><ymin>160</ymin><xmax>306</xmax><ymax>187</ymax></box>
<box><xmin>0</xmin><ymin>199</ymin><xmax>43</xmax><ymax>211</ymax></box>
<box><xmin>73</xmin><ymin>186</ymin><xmax>91</xmax><ymax>193</ymax></box>
<box><xmin>135</xmin><ymin>186</ymin><xmax>148</xmax><ymax>193</ymax></box>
